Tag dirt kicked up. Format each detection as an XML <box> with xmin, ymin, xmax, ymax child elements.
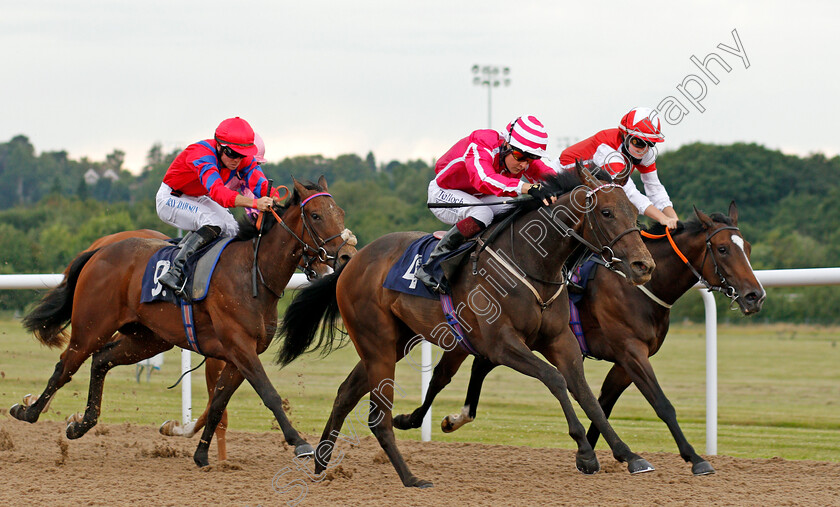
<box><xmin>0</xmin><ymin>419</ymin><xmax>837</xmax><ymax>506</ymax></box>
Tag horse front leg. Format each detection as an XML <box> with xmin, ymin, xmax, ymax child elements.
<box><xmin>492</xmin><ymin>334</ymin><xmax>600</xmax><ymax>475</ymax></box>
<box><xmin>585</xmin><ymin>363</ymin><xmax>633</xmax><ymax>448</ymax></box>
<box><xmin>223</xmin><ymin>346</ymin><xmax>313</xmax><ymax>460</ymax></box>
<box><xmin>393</xmin><ymin>349</ymin><xmax>469</xmax><ymax>431</ymax></box>
<box><xmin>539</xmin><ymin>333</ymin><xmax>653</xmax><ymax>474</ymax></box>
<box><xmin>193</xmin><ymin>361</ymin><xmax>244</xmax><ymax>468</ymax></box>
<box><xmin>617</xmin><ymin>346</ymin><xmax>715</xmax><ymax>475</ymax></box>
<box><xmin>441</xmin><ymin>355</ymin><xmax>496</xmax><ymax>433</ymax></box>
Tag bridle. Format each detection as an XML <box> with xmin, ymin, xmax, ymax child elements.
<box><xmin>493</xmin><ymin>182</ymin><xmax>642</xmax><ymax>310</ymax></box>
<box><xmin>640</xmin><ymin>224</ymin><xmax>742</xmax><ymax>305</ymax></box>
<box><xmin>252</xmin><ymin>190</ymin><xmax>355</xmax><ymax>296</ymax></box>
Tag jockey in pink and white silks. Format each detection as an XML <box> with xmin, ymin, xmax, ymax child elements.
<box><xmin>559</xmin><ymin>107</ymin><xmax>679</xmax><ymax>231</ymax></box>
<box><xmin>415</xmin><ymin>115</ymin><xmax>557</xmax><ymax>292</ymax></box>
<box><xmin>155</xmin><ymin>117</ymin><xmax>280</xmax><ymax>296</ymax></box>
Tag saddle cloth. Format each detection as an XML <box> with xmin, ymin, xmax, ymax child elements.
<box><xmin>140</xmin><ymin>237</ymin><xmax>235</xmax><ymax>304</ymax></box>
<box><xmin>382</xmin><ymin>234</ymin><xmax>474</xmax><ymax>300</ymax></box>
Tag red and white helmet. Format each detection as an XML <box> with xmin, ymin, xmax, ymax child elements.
<box><xmin>253</xmin><ymin>132</ymin><xmax>267</xmax><ymax>163</ymax></box>
<box><xmin>505</xmin><ymin>115</ymin><xmax>549</xmax><ymax>157</ymax></box>
<box><xmin>214</xmin><ymin>117</ymin><xmax>259</xmax><ymax>157</ymax></box>
<box><xmin>618</xmin><ymin>107</ymin><xmax>664</xmax><ymax>144</ymax></box>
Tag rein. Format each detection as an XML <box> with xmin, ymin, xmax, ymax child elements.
<box><xmin>639</xmin><ymin>225</ymin><xmax>742</xmax><ymax>306</ymax></box>
<box><xmin>251</xmin><ymin>190</ymin><xmax>356</xmax><ymax>297</ymax></box>
<box><xmin>473</xmin><ymin>182</ymin><xmax>639</xmax><ymax>311</ymax></box>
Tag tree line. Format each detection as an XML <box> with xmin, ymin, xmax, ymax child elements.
<box><xmin>1</xmin><ymin>135</ymin><xmax>838</xmax><ymax>323</ymax></box>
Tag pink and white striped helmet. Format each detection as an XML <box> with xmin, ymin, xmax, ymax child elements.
<box><xmin>254</xmin><ymin>132</ymin><xmax>267</xmax><ymax>164</ymax></box>
<box><xmin>504</xmin><ymin>115</ymin><xmax>549</xmax><ymax>158</ymax></box>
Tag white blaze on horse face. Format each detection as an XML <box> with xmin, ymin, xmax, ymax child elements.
<box><xmin>730</xmin><ymin>234</ymin><xmax>765</xmax><ymax>292</ymax></box>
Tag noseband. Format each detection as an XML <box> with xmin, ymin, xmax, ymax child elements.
<box><xmin>640</xmin><ymin>225</ymin><xmax>742</xmax><ymax>306</ymax></box>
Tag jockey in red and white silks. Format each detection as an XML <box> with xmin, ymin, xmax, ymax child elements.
<box><xmin>557</xmin><ymin>107</ymin><xmax>679</xmax><ymax>230</ymax></box>
<box><xmin>428</xmin><ymin>115</ymin><xmax>556</xmax><ymax>227</ymax></box>
<box><xmin>416</xmin><ymin>115</ymin><xmax>556</xmax><ymax>293</ymax></box>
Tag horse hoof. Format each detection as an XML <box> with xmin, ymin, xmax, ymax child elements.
<box><xmin>407</xmin><ymin>477</ymin><xmax>434</xmax><ymax>488</ymax></box>
<box><xmin>575</xmin><ymin>455</ymin><xmax>600</xmax><ymax>475</ymax></box>
<box><xmin>628</xmin><ymin>458</ymin><xmax>655</xmax><ymax>474</ymax></box>
<box><xmin>392</xmin><ymin>414</ymin><xmax>410</xmax><ymax>430</ymax></box>
<box><xmin>9</xmin><ymin>403</ymin><xmax>26</xmax><ymax>421</ymax></box>
<box><xmin>692</xmin><ymin>460</ymin><xmax>715</xmax><ymax>476</ymax></box>
<box><xmin>440</xmin><ymin>416</ymin><xmax>455</xmax><ymax>433</ymax></box>
<box><xmin>159</xmin><ymin>420</ymin><xmax>183</xmax><ymax>436</ymax></box>
<box><xmin>294</xmin><ymin>443</ymin><xmax>315</xmax><ymax>457</ymax></box>
<box><xmin>66</xmin><ymin>422</ymin><xmax>84</xmax><ymax>440</ymax></box>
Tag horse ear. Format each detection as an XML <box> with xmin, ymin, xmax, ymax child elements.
<box><xmin>693</xmin><ymin>205</ymin><xmax>714</xmax><ymax>229</ymax></box>
<box><xmin>728</xmin><ymin>200</ymin><xmax>739</xmax><ymax>226</ymax></box>
<box><xmin>318</xmin><ymin>175</ymin><xmax>329</xmax><ymax>191</ymax></box>
<box><xmin>612</xmin><ymin>166</ymin><xmax>630</xmax><ymax>187</ymax></box>
<box><xmin>575</xmin><ymin>159</ymin><xmax>599</xmax><ymax>190</ymax></box>
<box><xmin>292</xmin><ymin>177</ymin><xmax>306</xmax><ymax>197</ymax></box>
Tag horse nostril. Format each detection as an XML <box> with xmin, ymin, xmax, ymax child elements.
<box><xmin>632</xmin><ymin>261</ymin><xmax>650</xmax><ymax>275</ymax></box>
<box><xmin>339</xmin><ymin>254</ymin><xmax>353</xmax><ymax>265</ymax></box>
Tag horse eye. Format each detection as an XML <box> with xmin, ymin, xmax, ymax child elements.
<box><xmin>600</xmin><ymin>209</ymin><xmax>613</xmax><ymax>218</ymax></box>
<box><xmin>718</xmin><ymin>246</ymin><xmax>727</xmax><ymax>254</ymax></box>
<box><xmin>311</xmin><ymin>212</ymin><xmax>321</xmax><ymax>220</ymax></box>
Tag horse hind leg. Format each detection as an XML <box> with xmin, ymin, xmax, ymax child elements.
<box><xmin>66</xmin><ymin>330</ymin><xmax>172</xmax><ymax>440</ymax></box>
<box><xmin>10</xmin><ymin>325</ymin><xmax>113</xmax><ymax>424</ymax></box>
<box><xmin>314</xmin><ymin>361</ymin><xmax>371</xmax><ymax>476</ymax></box>
<box><xmin>442</xmin><ymin>355</ymin><xmax>495</xmax><ymax>433</ymax></box>
<box><xmin>393</xmin><ymin>349</ymin><xmax>469</xmax><ymax>431</ymax></box>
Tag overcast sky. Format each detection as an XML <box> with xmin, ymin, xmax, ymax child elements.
<box><xmin>3</xmin><ymin>1</ymin><xmax>837</xmax><ymax>174</ymax></box>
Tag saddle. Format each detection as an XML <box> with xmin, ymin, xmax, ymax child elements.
<box><xmin>140</xmin><ymin>237</ymin><xmax>235</xmax><ymax>304</ymax></box>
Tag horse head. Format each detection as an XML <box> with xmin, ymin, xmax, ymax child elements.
<box><xmin>572</xmin><ymin>160</ymin><xmax>655</xmax><ymax>285</ymax></box>
<box><xmin>285</xmin><ymin>176</ymin><xmax>357</xmax><ymax>270</ymax></box>
<box><xmin>692</xmin><ymin>201</ymin><xmax>765</xmax><ymax>314</ymax></box>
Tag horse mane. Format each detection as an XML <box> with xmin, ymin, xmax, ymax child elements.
<box><xmin>234</xmin><ymin>180</ymin><xmax>324</xmax><ymax>242</ymax></box>
<box><xmin>498</xmin><ymin>165</ymin><xmax>614</xmax><ymax>218</ymax></box>
<box><xmin>642</xmin><ymin>212</ymin><xmax>734</xmax><ymax>240</ymax></box>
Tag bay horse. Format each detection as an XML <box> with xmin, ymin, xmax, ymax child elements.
<box><xmin>277</xmin><ymin>162</ymin><xmax>657</xmax><ymax>488</ymax></box>
<box><xmin>392</xmin><ymin>201</ymin><xmax>765</xmax><ymax>475</ymax></box>
<box><xmin>19</xmin><ymin>227</ymin><xmax>339</xmax><ymax>462</ymax></box>
<box><xmin>12</xmin><ymin>177</ymin><xmax>355</xmax><ymax>467</ymax></box>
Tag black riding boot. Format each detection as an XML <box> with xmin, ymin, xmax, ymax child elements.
<box><xmin>414</xmin><ymin>225</ymin><xmax>467</xmax><ymax>294</ymax></box>
<box><xmin>158</xmin><ymin>225</ymin><xmax>220</xmax><ymax>297</ymax></box>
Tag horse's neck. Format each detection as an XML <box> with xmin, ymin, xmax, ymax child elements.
<box><xmin>258</xmin><ymin>212</ymin><xmax>305</xmax><ymax>296</ymax></box>
<box><xmin>646</xmin><ymin>234</ymin><xmax>707</xmax><ymax>304</ymax></box>
<box><xmin>497</xmin><ymin>203</ymin><xmax>583</xmax><ymax>281</ymax></box>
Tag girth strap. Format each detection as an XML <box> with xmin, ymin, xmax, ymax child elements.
<box><xmin>484</xmin><ymin>246</ymin><xmax>566</xmax><ymax>311</ymax></box>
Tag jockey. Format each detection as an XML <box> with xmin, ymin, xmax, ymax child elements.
<box><xmin>415</xmin><ymin>114</ymin><xmax>556</xmax><ymax>292</ymax></box>
<box><xmin>155</xmin><ymin>117</ymin><xmax>280</xmax><ymax>296</ymax></box>
<box><xmin>559</xmin><ymin>107</ymin><xmax>679</xmax><ymax>230</ymax></box>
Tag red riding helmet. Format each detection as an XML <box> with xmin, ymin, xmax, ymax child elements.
<box><xmin>214</xmin><ymin>117</ymin><xmax>259</xmax><ymax>157</ymax></box>
<box><xmin>618</xmin><ymin>107</ymin><xmax>664</xmax><ymax>144</ymax></box>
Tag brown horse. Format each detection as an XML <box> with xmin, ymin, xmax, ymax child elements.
<box><xmin>12</xmin><ymin>177</ymin><xmax>355</xmax><ymax>467</ymax></box>
<box><xmin>25</xmin><ymin>228</ymin><xmax>338</xmax><ymax>462</ymax></box>
<box><xmin>392</xmin><ymin>201</ymin><xmax>765</xmax><ymax>476</ymax></box>
<box><xmin>277</xmin><ymin>163</ymin><xmax>657</xmax><ymax>488</ymax></box>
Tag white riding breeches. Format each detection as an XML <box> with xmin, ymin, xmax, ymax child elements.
<box><xmin>155</xmin><ymin>183</ymin><xmax>239</xmax><ymax>237</ymax></box>
<box><xmin>427</xmin><ymin>179</ymin><xmax>513</xmax><ymax>226</ymax></box>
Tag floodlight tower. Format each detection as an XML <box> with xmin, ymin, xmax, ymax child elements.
<box><xmin>472</xmin><ymin>65</ymin><xmax>510</xmax><ymax>129</ymax></box>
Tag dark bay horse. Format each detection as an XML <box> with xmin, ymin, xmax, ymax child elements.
<box><xmin>392</xmin><ymin>201</ymin><xmax>765</xmax><ymax>475</ymax></box>
<box><xmin>12</xmin><ymin>177</ymin><xmax>355</xmax><ymax>467</ymax></box>
<box><xmin>278</xmin><ymin>163</ymin><xmax>657</xmax><ymax>488</ymax></box>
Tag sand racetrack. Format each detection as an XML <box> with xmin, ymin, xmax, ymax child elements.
<box><xmin>1</xmin><ymin>418</ymin><xmax>837</xmax><ymax>506</ymax></box>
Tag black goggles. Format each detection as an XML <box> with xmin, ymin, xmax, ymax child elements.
<box><xmin>628</xmin><ymin>136</ymin><xmax>654</xmax><ymax>149</ymax></box>
<box><xmin>220</xmin><ymin>145</ymin><xmax>246</xmax><ymax>159</ymax></box>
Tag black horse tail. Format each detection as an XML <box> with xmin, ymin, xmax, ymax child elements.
<box><xmin>276</xmin><ymin>262</ymin><xmax>348</xmax><ymax>366</ymax></box>
<box><xmin>21</xmin><ymin>249</ymin><xmax>98</xmax><ymax>348</ymax></box>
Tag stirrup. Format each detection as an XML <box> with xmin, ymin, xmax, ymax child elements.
<box><xmin>567</xmin><ymin>281</ymin><xmax>585</xmax><ymax>294</ymax></box>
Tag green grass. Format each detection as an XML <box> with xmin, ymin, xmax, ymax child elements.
<box><xmin>1</xmin><ymin>319</ymin><xmax>838</xmax><ymax>462</ymax></box>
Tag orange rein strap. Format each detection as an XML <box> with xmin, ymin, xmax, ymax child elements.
<box><xmin>640</xmin><ymin>228</ymin><xmax>689</xmax><ymax>264</ymax></box>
